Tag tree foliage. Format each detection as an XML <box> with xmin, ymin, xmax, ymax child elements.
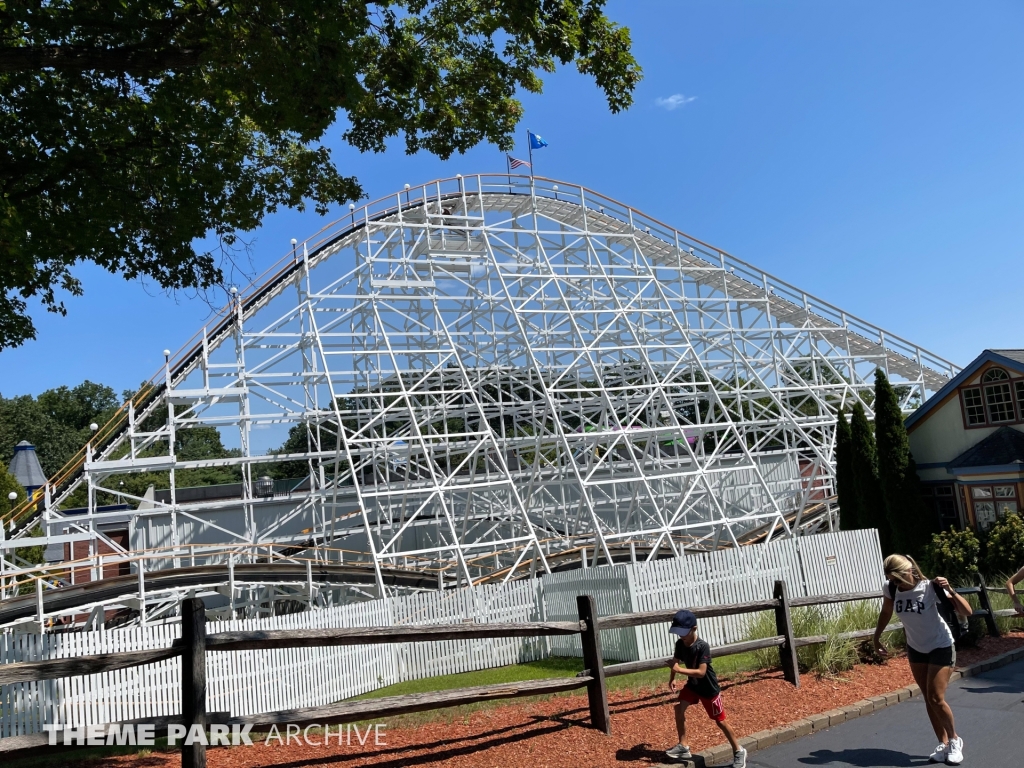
<box><xmin>849</xmin><ymin>401</ymin><xmax>888</xmax><ymax>549</ymax></box>
<box><xmin>0</xmin><ymin>464</ymin><xmax>26</xmax><ymax>516</ymax></box>
<box><xmin>874</xmin><ymin>369</ymin><xmax>931</xmax><ymax>555</ymax></box>
<box><xmin>834</xmin><ymin>409</ymin><xmax>860</xmax><ymax>531</ymax></box>
<box><xmin>2</xmin><ymin>380</ymin><xmax>242</xmax><ymax>507</ymax></box>
<box><xmin>924</xmin><ymin>527</ymin><xmax>979</xmax><ymax>584</ymax></box>
<box><xmin>0</xmin><ymin>0</ymin><xmax>641</xmax><ymax>348</ymax></box>
<box><xmin>0</xmin><ymin>380</ymin><xmax>119</xmax><ymax>475</ymax></box>
<box><xmin>984</xmin><ymin>513</ymin><xmax>1024</xmax><ymax>577</ymax></box>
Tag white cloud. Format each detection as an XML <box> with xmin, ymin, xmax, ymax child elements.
<box><xmin>655</xmin><ymin>94</ymin><xmax>697</xmax><ymax>111</ymax></box>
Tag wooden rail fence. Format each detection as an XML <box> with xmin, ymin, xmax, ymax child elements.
<box><xmin>0</xmin><ymin>578</ymin><xmax>1016</xmax><ymax>764</ymax></box>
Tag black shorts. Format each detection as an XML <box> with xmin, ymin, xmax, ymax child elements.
<box><xmin>906</xmin><ymin>644</ymin><xmax>956</xmax><ymax>667</ymax></box>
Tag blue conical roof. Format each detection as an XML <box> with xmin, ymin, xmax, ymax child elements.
<box><xmin>9</xmin><ymin>441</ymin><xmax>46</xmax><ymax>491</ymax></box>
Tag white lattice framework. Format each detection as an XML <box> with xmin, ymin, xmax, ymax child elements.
<box><xmin>13</xmin><ymin>175</ymin><xmax>959</xmax><ymax>602</ymax></box>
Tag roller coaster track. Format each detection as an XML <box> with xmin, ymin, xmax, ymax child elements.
<box><xmin>0</xmin><ymin>561</ymin><xmax>438</xmax><ymax>626</ymax></box>
<box><xmin>3</xmin><ymin>174</ymin><xmax>958</xmax><ymax>544</ymax></box>
<box><xmin>2</xmin><ymin>197</ymin><xmax>412</xmax><ymax>534</ymax></box>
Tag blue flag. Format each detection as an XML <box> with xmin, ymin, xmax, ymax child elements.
<box><xmin>529</xmin><ymin>132</ymin><xmax>548</xmax><ymax>150</ymax></box>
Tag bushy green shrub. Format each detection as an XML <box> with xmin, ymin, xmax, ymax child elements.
<box><xmin>924</xmin><ymin>528</ymin><xmax>980</xmax><ymax>583</ymax></box>
<box><xmin>985</xmin><ymin>514</ymin><xmax>1024</xmax><ymax>577</ymax></box>
<box><xmin>744</xmin><ymin>600</ymin><xmax>902</xmax><ymax>678</ymax></box>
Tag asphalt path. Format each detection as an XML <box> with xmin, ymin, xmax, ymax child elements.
<box><xmin>747</xmin><ymin>658</ymin><xmax>1024</xmax><ymax>767</ymax></box>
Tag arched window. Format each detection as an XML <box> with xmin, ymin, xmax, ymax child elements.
<box><xmin>982</xmin><ymin>368</ymin><xmax>1015</xmax><ymax>422</ymax></box>
<box><xmin>961</xmin><ymin>367</ymin><xmax>1024</xmax><ymax>426</ymax></box>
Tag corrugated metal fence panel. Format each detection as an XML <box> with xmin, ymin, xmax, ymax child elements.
<box><xmin>539</xmin><ymin>566</ymin><xmax>637</xmax><ymax>662</ymax></box>
<box><xmin>796</xmin><ymin>528</ymin><xmax>885</xmax><ymax>599</ymax></box>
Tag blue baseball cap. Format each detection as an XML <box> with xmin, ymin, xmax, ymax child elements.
<box><xmin>669</xmin><ymin>609</ymin><xmax>697</xmax><ymax>636</ymax></box>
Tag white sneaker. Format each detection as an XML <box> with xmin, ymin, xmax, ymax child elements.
<box><xmin>928</xmin><ymin>742</ymin><xmax>947</xmax><ymax>763</ymax></box>
<box><xmin>945</xmin><ymin>736</ymin><xmax>964</xmax><ymax>765</ymax></box>
<box><xmin>733</xmin><ymin>747</ymin><xmax>748</xmax><ymax>768</ymax></box>
<box><xmin>665</xmin><ymin>743</ymin><xmax>692</xmax><ymax>760</ymax></box>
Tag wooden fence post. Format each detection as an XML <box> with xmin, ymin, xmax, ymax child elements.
<box><xmin>181</xmin><ymin>597</ymin><xmax>208</xmax><ymax>768</ymax></box>
<box><xmin>976</xmin><ymin>574</ymin><xmax>1000</xmax><ymax>637</ymax></box>
<box><xmin>576</xmin><ymin>594</ymin><xmax>611</xmax><ymax>735</ymax></box>
<box><xmin>774</xmin><ymin>580</ymin><xmax>800</xmax><ymax>688</ymax></box>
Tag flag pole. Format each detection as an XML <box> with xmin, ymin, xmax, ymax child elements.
<box><xmin>527</xmin><ymin>129</ymin><xmax>534</xmax><ymax>177</ymax></box>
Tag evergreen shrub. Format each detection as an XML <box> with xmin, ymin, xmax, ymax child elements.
<box><xmin>985</xmin><ymin>513</ymin><xmax>1024</xmax><ymax>577</ymax></box>
<box><xmin>924</xmin><ymin>528</ymin><xmax>980</xmax><ymax>584</ymax></box>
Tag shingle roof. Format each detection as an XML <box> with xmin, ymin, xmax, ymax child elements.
<box><xmin>8</xmin><ymin>441</ymin><xmax>46</xmax><ymax>489</ymax></box>
<box><xmin>906</xmin><ymin>349</ymin><xmax>1024</xmax><ymax>431</ymax></box>
<box><xmin>948</xmin><ymin>426</ymin><xmax>1024</xmax><ymax>469</ymax></box>
<box><xmin>990</xmin><ymin>350</ymin><xmax>1024</xmax><ymax>365</ymax></box>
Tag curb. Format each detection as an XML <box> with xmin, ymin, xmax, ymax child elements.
<box><xmin>659</xmin><ymin>646</ymin><xmax>1024</xmax><ymax>768</ymax></box>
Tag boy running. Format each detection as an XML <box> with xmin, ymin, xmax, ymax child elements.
<box><xmin>665</xmin><ymin>609</ymin><xmax>746</xmax><ymax>768</ymax></box>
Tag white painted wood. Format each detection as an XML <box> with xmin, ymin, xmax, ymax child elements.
<box><xmin>0</xmin><ymin>529</ymin><xmax>883</xmax><ymax>736</ymax></box>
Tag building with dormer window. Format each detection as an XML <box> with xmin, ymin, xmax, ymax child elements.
<box><xmin>907</xmin><ymin>349</ymin><xmax>1024</xmax><ymax>532</ymax></box>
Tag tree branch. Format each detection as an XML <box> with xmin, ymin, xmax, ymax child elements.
<box><xmin>0</xmin><ymin>45</ymin><xmax>204</xmax><ymax>74</ymax></box>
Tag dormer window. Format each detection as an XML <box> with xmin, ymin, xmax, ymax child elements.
<box><xmin>959</xmin><ymin>366</ymin><xmax>1024</xmax><ymax>427</ymax></box>
<box><xmin>982</xmin><ymin>368</ymin><xmax>1015</xmax><ymax>422</ymax></box>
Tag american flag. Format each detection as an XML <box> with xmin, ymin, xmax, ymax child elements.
<box><xmin>508</xmin><ymin>155</ymin><xmax>530</xmax><ymax>169</ymax></box>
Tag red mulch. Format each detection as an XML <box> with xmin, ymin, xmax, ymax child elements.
<box><xmin>81</xmin><ymin>631</ymin><xmax>1024</xmax><ymax>768</ymax></box>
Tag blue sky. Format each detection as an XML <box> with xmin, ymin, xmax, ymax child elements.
<box><xmin>2</xmin><ymin>0</ymin><xmax>1022</xmax><ymax>398</ymax></box>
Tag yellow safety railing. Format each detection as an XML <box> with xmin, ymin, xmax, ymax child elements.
<box><xmin>2</xmin><ymin>383</ymin><xmax>158</xmax><ymax>530</ymax></box>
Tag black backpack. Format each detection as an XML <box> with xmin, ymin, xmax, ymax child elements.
<box><xmin>886</xmin><ymin>579</ymin><xmax>966</xmax><ymax>642</ymax></box>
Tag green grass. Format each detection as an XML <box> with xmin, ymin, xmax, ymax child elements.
<box><xmin>957</xmin><ymin>576</ymin><xmax>1024</xmax><ymax>637</ymax></box>
<box><xmin>744</xmin><ymin>600</ymin><xmax>904</xmax><ymax>679</ymax></box>
<box><xmin>345</xmin><ymin>646</ymin><xmax>768</xmax><ymax>729</ymax></box>
<box><xmin>353</xmin><ymin>656</ymin><xmax>583</xmax><ymax>699</ymax></box>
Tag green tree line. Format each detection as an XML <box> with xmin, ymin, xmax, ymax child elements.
<box><xmin>835</xmin><ymin>369</ymin><xmax>932</xmax><ymax>556</ymax></box>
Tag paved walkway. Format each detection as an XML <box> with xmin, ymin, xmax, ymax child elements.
<box><xmin>746</xmin><ymin>658</ymin><xmax>1024</xmax><ymax>767</ymax></box>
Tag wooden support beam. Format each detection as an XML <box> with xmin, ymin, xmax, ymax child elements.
<box><xmin>577</xmin><ymin>595</ymin><xmax>610</xmax><ymax>735</ymax></box>
<box><xmin>0</xmin><ymin>716</ymin><xmax>186</xmax><ymax>755</ymax></box>
<box><xmin>774</xmin><ymin>580</ymin><xmax>800</xmax><ymax>688</ymax></box>
<box><xmin>205</xmin><ymin>621</ymin><xmax>584</xmax><ymax>651</ymax></box>
<box><xmin>976</xmin><ymin>575</ymin><xmax>1000</xmax><ymax>637</ymax></box>
<box><xmin>225</xmin><ymin>676</ymin><xmax>591</xmax><ymax>728</ymax></box>
<box><xmin>598</xmin><ymin>599</ymin><xmax>779</xmax><ymax>630</ymax></box>
<box><xmin>794</xmin><ymin>623</ymin><xmax>903</xmax><ymax>648</ymax></box>
<box><xmin>788</xmin><ymin>590</ymin><xmax>882</xmax><ymax>607</ymax></box>
<box><xmin>181</xmin><ymin>597</ymin><xmax>207</xmax><ymax>768</ymax></box>
<box><xmin>598</xmin><ymin>636</ymin><xmax>786</xmax><ymax>679</ymax></box>
<box><xmin>0</xmin><ymin>646</ymin><xmax>181</xmax><ymax>685</ymax></box>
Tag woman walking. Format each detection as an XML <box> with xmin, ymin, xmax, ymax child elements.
<box><xmin>873</xmin><ymin>554</ymin><xmax>972</xmax><ymax>765</ymax></box>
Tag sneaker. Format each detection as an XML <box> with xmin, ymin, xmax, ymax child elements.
<box><xmin>928</xmin><ymin>742</ymin><xmax>947</xmax><ymax>763</ymax></box>
<box><xmin>945</xmin><ymin>736</ymin><xmax>964</xmax><ymax>765</ymax></box>
<box><xmin>665</xmin><ymin>743</ymin><xmax>692</xmax><ymax>760</ymax></box>
<box><xmin>733</xmin><ymin>747</ymin><xmax>748</xmax><ymax>768</ymax></box>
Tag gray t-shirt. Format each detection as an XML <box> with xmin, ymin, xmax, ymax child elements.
<box><xmin>884</xmin><ymin>579</ymin><xmax>954</xmax><ymax>653</ymax></box>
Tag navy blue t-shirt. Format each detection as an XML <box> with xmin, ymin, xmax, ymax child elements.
<box><xmin>673</xmin><ymin>637</ymin><xmax>720</xmax><ymax>698</ymax></box>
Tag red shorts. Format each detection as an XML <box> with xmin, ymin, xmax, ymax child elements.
<box><xmin>678</xmin><ymin>686</ymin><xmax>727</xmax><ymax>722</ymax></box>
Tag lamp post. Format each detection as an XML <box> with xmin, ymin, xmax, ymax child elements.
<box><xmin>7</xmin><ymin>491</ymin><xmax>17</xmax><ymax>534</ymax></box>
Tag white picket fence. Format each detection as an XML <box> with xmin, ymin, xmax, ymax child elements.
<box><xmin>0</xmin><ymin>528</ymin><xmax>883</xmax><ymax>737</ymax></box>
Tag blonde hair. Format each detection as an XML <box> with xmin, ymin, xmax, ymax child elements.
<box><xmin>883</xmin><ymin>554</ymin><xmax>927</xmax><ymax>585</ymax></box>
